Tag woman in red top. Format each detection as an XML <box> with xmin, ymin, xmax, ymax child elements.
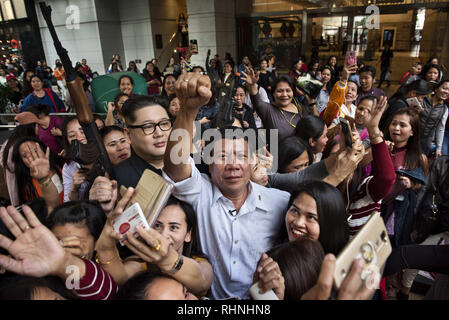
<box><xmin>142</xmin><ymin>61</ymin><xmax>162</xmax><ymax>95</ymax></box>
<box><xmin>384</xmin><ymin>108</ymin><xmax>429</xmax><ymax>174</ymax></box>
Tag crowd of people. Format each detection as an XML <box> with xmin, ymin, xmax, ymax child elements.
<box><xmin>0</xmin><ymin>43</ymin><xmax>448</xmax><ymax>302</ymax></box>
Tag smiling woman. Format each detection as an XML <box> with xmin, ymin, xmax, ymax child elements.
<box><xmin>281</xmin><ymin>180</ymin><xmax>349</xmax><ymax>255</ymax></box>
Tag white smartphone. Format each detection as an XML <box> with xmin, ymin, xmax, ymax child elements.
<box><xmin>113</xmin><ymin>202</ymin><xmax>151</xmax><ymax>246</ymax></box>
<box><xmin>249</xmin><ymin>281</ymin><xmax>279</xmax><ymax>300</ymax></box>
<box><xmin>406</xmin><ymin>97</ymin><xmax>421</xmax><ymax>110</ymax></box>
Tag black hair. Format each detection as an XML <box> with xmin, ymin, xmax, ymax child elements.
<box><xmin>202</xmin><ymin>126</ymin><xmax>257</xmax><ymax>163</ymax></box>
<box><xmin>115</xmin><ymin>271</ymin><xmax>168</xmax><ymax>300</ymax></box>
<box><xmin>191</xmin><ymin>66</ymin><xmax>205</xmax><ymax>73</ymax></box>
<box><xmin>45</xmin><ymin>200</ymin><xmax>106</xmax><ymax>241</ymax></box>
<box><xmin>25</xmin><ymin>104</ymin><xmax>51</xmax><ymax>116</ymax></box>
<box><xmin>391</xmin><ymin>79</ymin><xmax>431</xmax><ymax>100</ymax></box>
<box><xmin>434</xmin><ymin>78</ymin><xmax>449</xmax><ymax>91</ymax></box>
<box><xmin>12</xmin><ymin>137</ymin><xmax>60</xmax><ymax>204</ymax></box>
<box><xmin>359</xmin><ymin>65</ymin><xmax>376</xmax><ymax>78</ymax></box>
<box><xmin>113</xmin><ymin>92</ymin><xmax>129</xmax><ymax>115</ymax></box>
<box><xmin>93</xmin><ymin>114</ymin><xmax>105</xmax><ymax>127</ymax></box>
<box><xmin>61</xmin><ymin>116</ymin><xmax>80</xmax><ymax>153</ymax></box>
<box><xmin>421</xmin><ymin>63</ymin><xmax>442</xmax><ymax>83</ymax></box>
<box><xmin>271</xmin><ymin>75</ymin><xmax>295</xmax><ymax>96</ymax></box>
<box><xmin>285</xmin><ymin>181</ymin><xmax>349</xmax><ymax>255</ymax></box>
<box><xmin>384</xmin><ymin>108</ymin><xmax>428</xmax><ymax>175</ymax></box>
<box><xmin>30</xmin><ymin>74</ymin><xmax>44</xmax><ymax>83</ymax></box>
<box><xmin>319</xmin><ymin>65</ymin><xmax>333</xmax><ymax>90</ymax></box>
<box><xmin>2</xmin><ymin>123</ymin><xmax>37</xmax><ymax>169</ymax></box>
<box><xmin>267</xmin><ymin>238</ymin><xmax>324</xmax><ymax>300</ymax></box>
<box><xmin>295</xmin><ymin>115</ymin><xmax>326</xmax><ymax>146</ymax></box>
<box><xmin>357</xmin><ymin>95</ymin><xmax>377</xmax><ymax>106</ymax></box>
<box><xmin>118</xmin><ymin>75</ymin><xmax>134</xmax><ymax>87</ymax></box>
<box><xmin>121</xmin><ymin>95</ymin><xmax>169</xmax><ymax>124</ymax></box>
<box><xmin>278</xmin><ymin>136</ymin><xmax>313</xmax><ymax>173</ymax></box>
<box><xmin>426</xmin><ymin>56</ymin><xmax>439</xmax><ymax>65</ymax></box>
<box><xmin>0</xmin><ymin>276</ymin><xmax>79</xmax><ymax>300</ymax></box>
<box><xmin>235</xmin><ymin>84</ymin><xmax>247</xmax><ymax>94</ymax></box>
<box><xmin>161</xmin><ymin>74</ymin><xmax>177</xmax><ymax>96</ymax></box>
<box><xmin>100</xmin><ymin>125</ymin><xmax>124</xmax><ymax>139</ymax></box>
<box><xmin>163</xmin><ymin>196</ymin><xmax>206</xmax><ymax>259</ymax></box>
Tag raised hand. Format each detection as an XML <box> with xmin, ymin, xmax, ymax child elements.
<box><xmin>89</xmin><ymin>176</ymin><xmax>118</xmax><ymax>214</ymax></box>
<box><xmin>50</xmin><ymin>127</ymin><xmax>62</xmax><ymax>137</ymax></box>
<box><xmin>175</xmin><ymin>72</ymin><xmax>212</xmax><ymax>111</ymax></box>
<box><xmin>59</xmin><ymin>236</ymin><xmax>86</xmax><ymax>259</ymax></box>
<box><xmin>241</xmin><ymin>66</ymin><xmax>260</xmax><ymax>86</ymax></box>
<box><xmin>72</xmin><ymin>169</ymin><xmax>86</xmax><ymax>190</ymax></box>
<box><xmin>95</xmin><ymin>187</ymin><xmax>134</xmax><ymax>252</ymax></box>
<box><xmin>253</xmin><ymin>253</ymin><xmax>285</xmax><ymax>300</ymax></box>
<box><xmin>366</xmin><ymin>96</ymin><xmax>388</xmax><ymax>132</ymax></box>
<box><xmin>27</xmin><ymin>143</ymin><xmax>51</xmax><ymax>181</ymax></box>
<box><xmin>0</xmin><ymin>205</ymin><xmax>66</xmax><ymax>278</ymax></box>
<box><xmin>258</xmin><ymin>146</ymin><xmax>274</xmax><ymax>170</ymax></box>
<box><xmin>341</xmin><ymin>64</ymin><xmax>358</xmax><ymax>82</ymax></box>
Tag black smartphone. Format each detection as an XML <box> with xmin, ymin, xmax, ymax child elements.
<box><xmin>207</xmin><ymin>49</ymin><xmax>211</xmax><ymax>56</ymax></box>
<box><xmin>173</xmin><ymin>50</ymin><xmax>180</xmax><ymax>65</ymax></box>
<box><xmin>340</xmin><ymin>118</ymin><xmax>353</xmax><ymax>149</ymax></box>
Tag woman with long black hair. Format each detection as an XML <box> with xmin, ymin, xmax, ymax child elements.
<box><xmin>12</xmin><ymin>136</ymin><xmax>63</xmax><ymax>211</ymax></box>
<box><xmin>0</xmin><ymin>123</ymin><xmax>37</xmax><ymax>206</ymax></box>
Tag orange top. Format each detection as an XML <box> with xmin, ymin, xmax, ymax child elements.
<box><xmin>54</xmin><ymin>68</ymin><xmax>66</xmax><ymax>81</ymax></box>
<box><xmin>322</xmin><ymin>80</ymin><xmax>348</xmax><ymax>126</ymax></box>
<box><xmin>30</xmin><ymin>177</ymin><xmax>64</xmax><ymax>204</ymax></box>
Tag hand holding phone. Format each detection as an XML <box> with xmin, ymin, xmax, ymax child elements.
<box><xmin>249</xmin><ymin>282</ymin><xmax>279</xmax><ymax>300</ymax></box>
<box><xmin>406</xmin><ymin>97</ymin><xmax>424</xmax><ymax>113</ymax></box>
<box><xmin>345</xmin><ymin>51</ymin><xmax>357</xmax><ymax>66</ymax></box>
<box><xmin>340</xmin><ymin>118</ymin><xmax>353</xmax><ymax>149</ymax></box>
<box><xmin>333</xmin><ymin>211</ymin><xmax>391</xmax><ymax>291</ymax></box>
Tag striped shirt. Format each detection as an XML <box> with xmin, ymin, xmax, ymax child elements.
<box><xmin>347</xmin><ymin>141</ymin><xmax>396</xmax><ymax>237</ymax></box>
<box><xmin>348</xmin><ymin>176</ymin><xmax>382</xmax><ymax>237</ymax></box>
<box><xmin>75</xmin><ymin>259</ymin><xmax>118</xmax><ymax>300</ymax></box>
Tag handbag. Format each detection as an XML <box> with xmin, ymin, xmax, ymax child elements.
<box><xmin>413</xmin><ymin>186</ymin><xmax>442</xmax><ymax>244</ymax></box>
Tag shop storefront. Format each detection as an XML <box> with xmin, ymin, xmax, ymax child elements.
<box><xmin>237</xmin><ymin>0</ymin><xmax>449</xmax><ymax>79</ymax></box>
<box><xmin>0</xmin><ymin>0</ymin><xmax>44</xmax><ymax>69</ymax></box>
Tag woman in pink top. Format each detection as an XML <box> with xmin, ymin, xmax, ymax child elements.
<box><xmin>23</xmin><ymin>104</ymin><xmax>63</xmax><ymax>155</ymax></box>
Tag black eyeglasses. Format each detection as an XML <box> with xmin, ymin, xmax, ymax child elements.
<box><xmin>127</xmin><ymin>119</ymin><xmax>172</xmax><ymax>135</ymax></box>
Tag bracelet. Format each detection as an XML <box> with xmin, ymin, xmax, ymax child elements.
<box><xmin>95</xmin><ymin>254</ymin><xmax>121</xmax><ymax>265</ymax></box>
<box><xmin>169</xmin><ymin>252</ymin><xmax>184</xmax><ymax>274</ymax></box>
<box><xmin>37</xmin><ymin>175</ymin><xmax>52</xmax><ymax>188</ymax></box>
<box><xmin>369</xmin><ymin>132</ymin><xmax>383</xmax><ymax>140</ymax></box>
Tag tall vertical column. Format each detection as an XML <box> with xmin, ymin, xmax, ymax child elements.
<box><xmin>186</xmin><ymin>0</ymin><xmax>236</xmax><ymax>68</ymax></box>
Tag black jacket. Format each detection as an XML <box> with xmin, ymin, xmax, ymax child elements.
<box><xmin>111</xmin><ymin>149</ymin><xmax>162</xmax><ymax>189</ymax></box>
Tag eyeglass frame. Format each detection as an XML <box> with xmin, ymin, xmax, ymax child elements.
<box><xmin>126</xmin><ymin>119</ymin><xmax>173</xmax><ymax>135</ymax></box>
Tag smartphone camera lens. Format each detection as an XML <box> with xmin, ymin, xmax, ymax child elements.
<box><xmin>380</xmin><ymin>231</ymin><xmax>388</xmax><ymax>243</ymax></box>
<box><xmin>361</xmin><ymin>243</ymin><xmax>374</xmax><ymax>263</ymax></box>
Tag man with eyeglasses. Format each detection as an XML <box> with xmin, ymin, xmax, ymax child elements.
<box><xmin>89</xmin><ymin>95</ymin><xmax>173</xmax><ymax>213</ymax></box>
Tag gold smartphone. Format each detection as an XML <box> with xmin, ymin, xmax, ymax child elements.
<box><xmin>334</xmin><ymin>211</ymin><xmax>392</xmax><ymax>290</ymax></box>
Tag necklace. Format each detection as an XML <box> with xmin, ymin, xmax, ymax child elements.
<box><xmin>278</xmin><ymin>98</ymin><xmax>301</xmax><ymax>128</ymax></box>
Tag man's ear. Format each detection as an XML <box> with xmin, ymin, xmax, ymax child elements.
<box><xmin>309</xmin><ymin>137</ymin><xmax>316</xmax><ymax>148</ymax></box>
